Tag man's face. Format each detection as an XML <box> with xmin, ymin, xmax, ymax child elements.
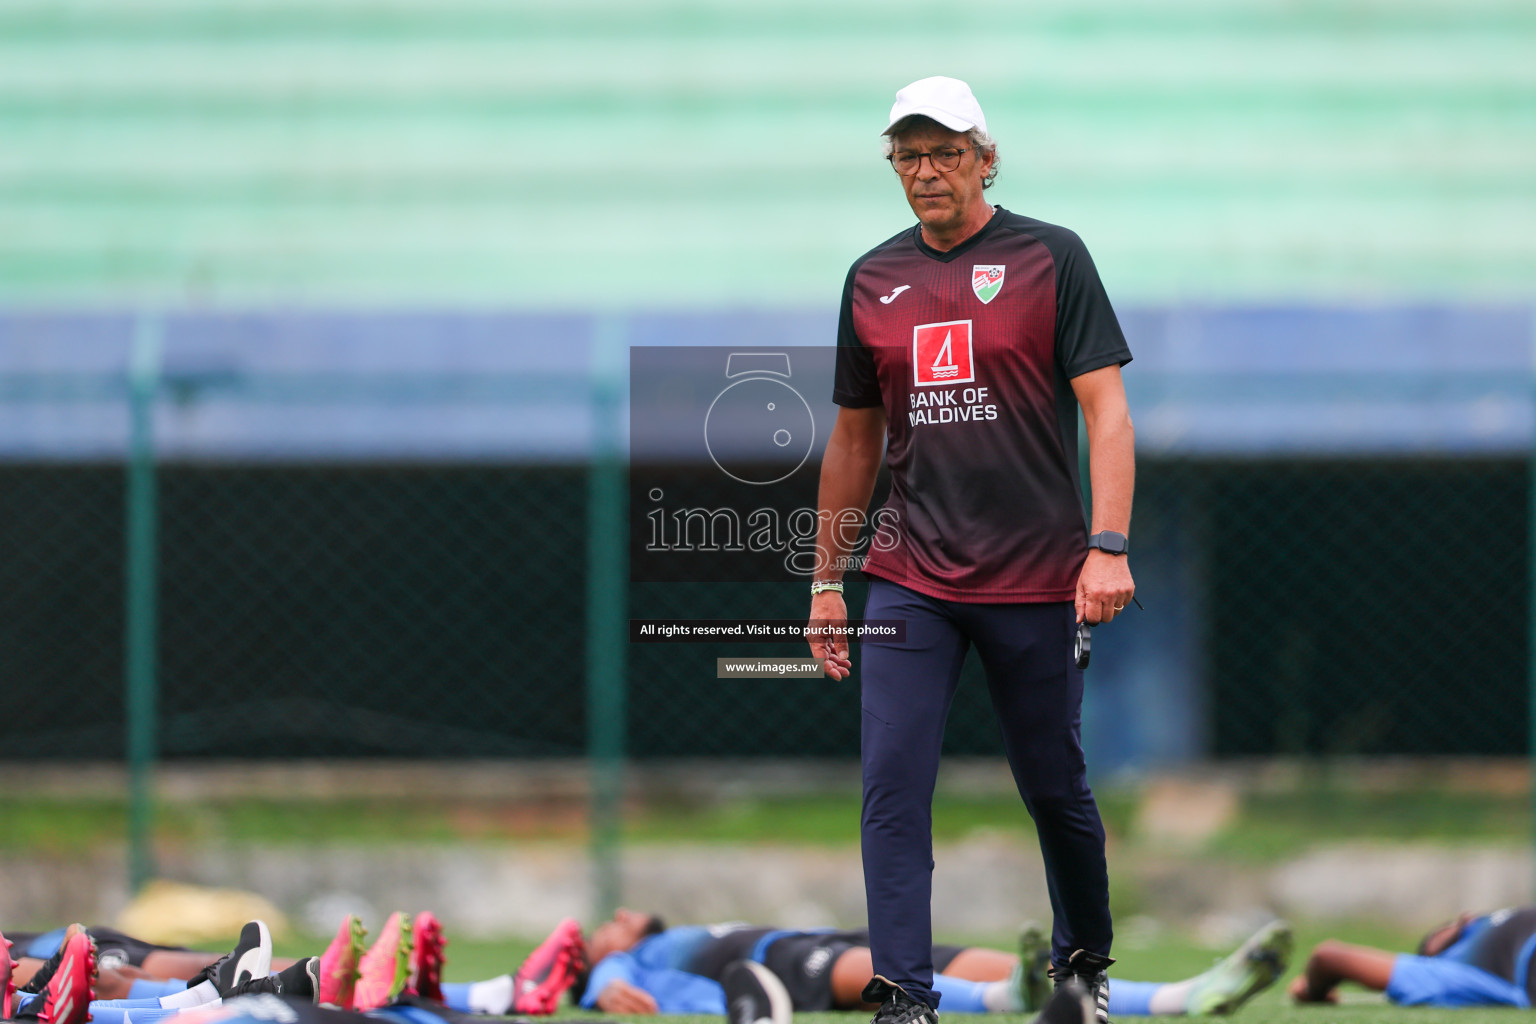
<box><xmin>586</xmin><ymin>907</ymin><xmax>657</xmax><ymax>964</ymax></box>
<box><xmin>888</xmin><ymin>122</ymin><xmax>994</xmax><ymax>237</ymax></box>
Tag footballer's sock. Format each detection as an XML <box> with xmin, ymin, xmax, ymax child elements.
<box><xmin>157</xmin><ymin>980</ymin><xmax>219</xmax><ymax>1008</ymax></box>
<box><xmin>97</xmin><ymin>983</ymin><xmax>214</xmax><ymax>1013</ymax></box>
<box><xmin>125</xmin><ymin>1008</ymin><xmax>181</xmax><ymax>1024</ymax></box>
<box><xmin>980</xmin><ymin>979</ymin><xmax>1019</xmax><ymax>1013</ymax></box>
<box><xmin>933</xmin><ymin>974</ymin><xmax>991</xmax><ymax>1013</ymax></box>
<box><xmin>1148</xmin><ymin>979</ymin><xmax>1196</xmax><ymax>1014</ymax></box>
<box><xmin>90</xmin><ymin>1006</ymin><xmax>182</xmax><ymax>1024</ymax></box>
<box><xmin>440</xmin><ymin>982</ymin><xmax>474</xmax><ymax>1012</ymax></box>
<box><xmin>1109</xmin><ymin>979</ymin><xmax>1162</xmax><ymax>1016</ymax></box>
<box><xmin>128</xmin><ymin>980</ymin><xmax>188</xmax><ymax>1000</ymax></box>
<box><xmin>441</xmin><ymin>976</ymin><xmax>513</xmax><ymax>1015</ymax></box>
<box><xmin>93</xmin><ymin>997</ymin><xmax>212</xmax><ymax>1020</ymax></box>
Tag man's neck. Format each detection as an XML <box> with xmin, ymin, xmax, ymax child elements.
<box><xmin>920</xmin><ymin>203</ymin><xmax>995</xmax><ymax>251</ymax></box>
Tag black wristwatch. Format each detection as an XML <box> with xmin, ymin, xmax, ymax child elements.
<box><xmin>1087</xmin><ymin>531</ymin><xmax>1129</xmax><ymax>556</ymax></box>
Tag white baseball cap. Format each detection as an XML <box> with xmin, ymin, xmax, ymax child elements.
<box><xmin>883</xmin><ymin>76</ymin><xmax>988</xmax><ymax>135</ymax></box>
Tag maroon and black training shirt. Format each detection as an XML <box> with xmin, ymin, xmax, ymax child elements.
<box><xmin>833</xmin><ymin>206</ymin><xmax>1131</xmax><ymax>603</ymax></box>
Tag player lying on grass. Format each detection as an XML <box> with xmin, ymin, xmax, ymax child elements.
<box><xmin>3</xmin><ymin>920</ymin><xmax>321</xmax><ymax>1024</ymax></box>
<box><xmin>2</xmin><ymin>922</ymin><xmax>592</xmax><ymax>1024</ymax></box>
<box><xmin>1</xmin><ymin>922</ymin><xmax>96</xmax><ymax>1024</ymax></box>
<box><xmin>3</xmin><ymin>911</ymin><xmax>582</xmax><ymax>1022</ymax></box>
<box><xmin>5</xmin><ymin>922</ymin><xmax>313</xmax><ymax>1002</ymax></box>
<box><xmin>577</xmin><ymin>909</ymin><xmax>1291</xmax><ymax>1017</ymax></box>
<box><xmin>1291</xmin><ymin>905</ymin><xmax>1536</xmax><ymax>1007</ymax></box>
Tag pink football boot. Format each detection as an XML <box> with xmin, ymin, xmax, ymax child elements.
<box><xmin>511</xmin><ymin>918</ymin><xmax>585</xmax><ymax>1015</ymax></box>
<box><xmin>318</xmin><ymin>914</ymin><xmax>367</xmax><ymax>1009</ymax></box>
<box><xmin>352</xmin><ymin>912</ymin><xmax>413</xmax><ymax>1011</ymax></box>
<box><xmin>405</xmin><ymin>911</ymin><xmax>447</xmax><ymax>1002</ymax></box>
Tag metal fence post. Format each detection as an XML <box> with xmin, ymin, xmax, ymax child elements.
<box><xmin>125</xmin><ymin>316</ymin><xmax>163</xmax><ymax>893</ymax></box>
<box><xmin>587</xmin><ymin>316</ymin><xmax>627</xmax><ymax>920</ymax></box>
<box><xmin>1530</xmin><ymin>304</ymin><xmax>1536</xmax><ymax>885</ymax></box>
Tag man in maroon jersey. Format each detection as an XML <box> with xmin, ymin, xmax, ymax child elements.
<box><xmin>806</xmin><ymin>76</ymin><xmax>1136</xmax><ymax>1024</ymax></box>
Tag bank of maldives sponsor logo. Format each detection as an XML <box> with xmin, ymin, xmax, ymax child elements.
<box><xmin>972</xmin><ymin>264</ymin><xmax>1004</xmax><ymax>304</ymax></box>
<box><xmin>912</xmin><ymin>319</ymin><xmax>974</xmax><ymax>386</ymax></box>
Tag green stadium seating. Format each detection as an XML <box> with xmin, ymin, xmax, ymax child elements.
<box><xmin>0</xmin><ymin>0</ymin><xmax>1531</xmax><ymax>306</ymax></box>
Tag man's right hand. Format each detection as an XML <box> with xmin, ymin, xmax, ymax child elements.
<box><xmin>596</xmin><ymin>979</ymin><xmax>660</xmax><ymax>1014</ymax></box>
<box><xmin>807</xmin><ymin>591</ymin><xmax>853</xmax><ymax>680</ymax></box>
<box><xmin>1287</xmin><ymin>974</ymin><xmax>1337</xmax><ymax>1004</ymax></box>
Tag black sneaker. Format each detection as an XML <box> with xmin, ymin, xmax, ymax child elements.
<box><xmin>1054</xmin><ymin>950</ymin><xmax>1113</xmax><ymax>1024</ymax></box>
<box><xmin>231</xmin><ymin>958</ymin><xmax>321</xmax><ymax>1003</ymax></box>
<box><xmin>189</xmin><ymin>921</ymin><xmax>273</xmax><ymax>997</ymax></box>
<box><xmin>1035</xmin><ymin>980</ymin><xmax>1095</xmax><ymax>1024</ymax></box>
<box><xmin>861</xmin><ymin>975</ymin><xmax>938</xmax><ymax>1024</ymax></box>
<box><xmin>722</xmin><ymin>960</ymin><xmax>791</xmax><ymax>1024</ymax></box>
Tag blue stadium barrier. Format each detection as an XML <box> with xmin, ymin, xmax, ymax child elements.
<box><xmin>0</xmin><ymin>305</ymin><xmax>1530</xmax><ymax>460</ymax></box>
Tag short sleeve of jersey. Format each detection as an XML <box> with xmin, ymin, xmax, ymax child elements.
<box><xmin>832</xmin><ymin>260</ymin><xmax>882</xmax><ymax>407</ymax></box>
<box><xmin>1385</xmin><ymin>954</ymin><xmax>1528</xmax><ymax>1007</ymax></box>
<box><xmin>1052</xmin><ymin>230</ymin><xmax>1132</xmax><ymax>380</ymax></box>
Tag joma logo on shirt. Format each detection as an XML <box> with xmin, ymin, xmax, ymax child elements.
<box><xmin>912</xmin><ymin>319</ymin><xmax>974</xmax><ymax>386</ymax></box>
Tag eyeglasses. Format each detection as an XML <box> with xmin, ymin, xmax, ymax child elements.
<box><xmin>888</xmin><ymin>147</ymin><xmax>970</xmax><ymax>175</ymax></box>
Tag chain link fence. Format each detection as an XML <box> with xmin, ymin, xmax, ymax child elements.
<box><xmin>0</xmin><ymin>318</ymin><xmax>613</xmax><ymax>772</ymax></box>
<box><xmin>0</xmin><ymin>462</ymin><xmax>126</xmax><ymax>753</ymax></box>
<box><xmin>155</xmin><ymin>463</ymin><xmax>588</xmax><ymax>759</ymax></box>
<box><xmin>1190</xmin><ymin>457</ymin><xmax>1527</xmax><ymax>757</ymax></box>
<box><xmin>0</xmin><ymin>309</ymin><xmax>1530</xmax><ymax>775</ymax></box>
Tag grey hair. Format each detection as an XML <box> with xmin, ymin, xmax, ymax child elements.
<box><xmin>882</xmin><ymin>117</ymin><xmax>1000</xmax><ymax>189</ymax></box>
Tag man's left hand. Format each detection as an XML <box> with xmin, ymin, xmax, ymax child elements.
<box><xmin>1076</xmin><ymin>549</ymin><xmax>1134</xmax><ymax>624</ymax></box>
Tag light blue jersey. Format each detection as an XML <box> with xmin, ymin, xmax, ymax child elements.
<box><xmin>1388</xmin><ymin>909</ymin><xmax>1536</xmax><ymax>1007</ymax></box>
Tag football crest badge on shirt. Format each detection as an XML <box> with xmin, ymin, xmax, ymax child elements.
<box><xmin>912</xmin><ymin>319</ymin><xmax>975</xmax><ymax>386</ymax></box>
<box><xmin>972</xmin><ymin>264</ymin><xmax>1005</xmax><ymax>304</ymax></box>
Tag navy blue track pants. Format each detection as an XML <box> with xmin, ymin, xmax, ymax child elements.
<box><xmin>860</xmin><ymin>579</ymin><xmax>1112</xmax><ymax>1009</ymax></box>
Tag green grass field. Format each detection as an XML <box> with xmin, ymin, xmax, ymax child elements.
<box><xmin>263</xmin><ymin>920</ymin><xmax>1522</xmax><ymax>1024</ymax></box>
<box><xmin>3</xmin><ymin>784</ymin><xmax>1526</xmax><ymax>858</ymax></box>
<box><xmin>15</xmin><ymin>776</ymin><xmax>1528</xmax><ymax>1024</ymax></box>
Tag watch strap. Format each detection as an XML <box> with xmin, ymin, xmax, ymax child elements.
<box><xmin>1087</xmin><ymin>531</ymin><xmax>1129</xmax><ymax>555</ymax></box>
